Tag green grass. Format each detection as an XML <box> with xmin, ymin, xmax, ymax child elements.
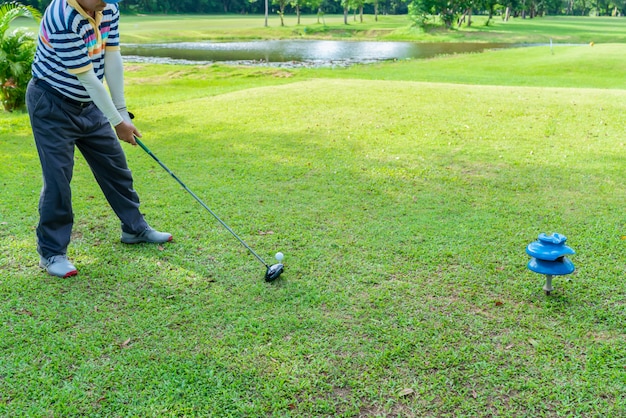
<box><xmin>16</xmin><ymin>14</ymin><xmax>625</xmax><ymax>43</ymax></box>
<box><xmin>117</xmin><ymin>14</ymin><xmax>626</xmax><ymax>44</ymax></box>
<box><xmin>118</xmin><ymin>14</ymin><xmax>626</xmax><ymax>44</ymax></box>
<box><xmin>3</xmin><ymin>16</ymin><xmax>626</xmax><ymax>417</ymax></box>
<box><xmin>306</xmin><ymin>43</ymin><xmax>626</xmax><ymax>89</ymax></box>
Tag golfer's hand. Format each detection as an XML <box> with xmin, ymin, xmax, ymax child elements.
<box><xmin>114</xmin><ymin>120</ymin><xmax>141</xmax><ymax>145</ymax></box>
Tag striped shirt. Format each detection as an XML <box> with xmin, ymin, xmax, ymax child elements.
<box><xmin>32</xmin><ymin>0</ymin><xmax>120</xmax><ymax>102</ymax></box>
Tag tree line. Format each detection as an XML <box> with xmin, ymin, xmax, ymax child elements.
<box><xmin>16</xmin><ymin>0</ymin><xmax>626</xmax><ymax>19</ymax></box>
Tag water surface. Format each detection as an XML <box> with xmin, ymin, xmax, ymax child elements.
<box><xmin>122</xmin><ymin>40</ymin><xmax>514</xmax><ymax>67</ymax></box>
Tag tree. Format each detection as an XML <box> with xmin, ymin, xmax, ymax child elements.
<box><xmin>409</xmin><ymin>0</ymin><xmax>459</xmax><ymax>28</ymax></box>
<box><xmin>456</xmin><ymin>0</ymin><xmax>474</xmax><ymax>26</ymax></box>
<box><xmin>369</xmin><ymin>0</ymin><xmax>381</xmax><ymax>21</ymax></box>
<box><xmin>342</xmin><ymin>0</ymin><xmax>350</xmax><ymax>23</ymax></box>
<box><xmin>353</xmin><ymin>0</ymin><xmax>365</xmax><ymax>22</ymax></box>
<box><xmin>273</xmin><ymin>0</ymin><xmax>289</xmax><ymax>25</ymax></box>
<box><xmin>481</xmin><ymin>0</ymin><xmax>501</xmax><ymax>22</ymax></box>
<box><xmin>408</xmin><ymin>0</ymin><xmax>430</xmax><ymax>26</ymax></box>
<box><xmin>308</xmin><ymin>0</ymin><xmax>327</xmax><ymax>23</ymax></box>
<box><xmin>290</xmin><ymin>0</ymin><xmax>304</xmax><ymax>24</ymax></box>
<box><xmin>0</xmin><ymin>1</ymin><xmax>41</xmax><ymax>112</ymax></box>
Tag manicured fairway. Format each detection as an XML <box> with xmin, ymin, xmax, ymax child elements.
<box><xmin>2</xmin><ymin>15</ymin><xmax>626</xmax><ymax>417</ymax></box>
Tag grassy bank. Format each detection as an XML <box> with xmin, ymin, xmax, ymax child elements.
<box><xmin>2</xmin><ymin>18</ymin><xmax>626</xmax><ymax>418</ymax></box>
<box><xmin>14</xmin><ymin>14</ymin><xmax>626</xmax><ymax>43</ymax></box>
<box><xmin>116</xmin><ymin>14</ymin><xmax>626</xmax><ymax>43</ymax></box>
<box><xmin>308</xmin><ymin>43</ymin><xmax>626</xmax><ymax>89</ymax></box>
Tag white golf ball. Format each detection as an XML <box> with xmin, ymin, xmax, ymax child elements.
<box><xmin>275</xmin><ymin>252</ymin><xmax>284</xmax><ymax>262</ymax></box>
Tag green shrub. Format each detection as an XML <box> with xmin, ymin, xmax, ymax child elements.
<box><xmin>0</xmin><ymin>2</ymin><xmax>40</xmax><ymax>112</ymax></box>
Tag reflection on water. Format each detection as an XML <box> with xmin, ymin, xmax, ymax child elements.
<box><xmin>122</xmin><ymin>40</ymin><xmax>514</xmax><ymax>67</ymax></box>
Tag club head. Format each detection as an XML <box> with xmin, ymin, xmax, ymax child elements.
<box><xmin>265</xmin><ymin>263</ymin><xmax>284</xmax><ymax>282</ymax></box>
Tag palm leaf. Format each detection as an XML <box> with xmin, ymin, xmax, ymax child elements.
<box><xmin>0</xmin><ymin>2</ymin><xmax>41</xmax><ymax>38</ymax></box>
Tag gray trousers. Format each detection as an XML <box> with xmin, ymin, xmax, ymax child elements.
<box><xmin>26</xmin><ymin>79</ymin><xmax>148</xmax><ymax>259</ymax></box>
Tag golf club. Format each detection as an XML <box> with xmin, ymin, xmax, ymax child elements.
<box><xmin>134</xmin><ymin>137</ymin><xmax>284</xmax><ymax>282</ymax></box>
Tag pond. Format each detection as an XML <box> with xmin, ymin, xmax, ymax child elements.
<box><xmin>122</xmin><ymin>40</ymin><xmax>516</xmax><ymax>68</ymax></box>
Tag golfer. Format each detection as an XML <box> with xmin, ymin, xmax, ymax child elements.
<box><xmin>26</xmin><ymin>0</ymin><xmax>171</xmax><ymax>278</ymax></box>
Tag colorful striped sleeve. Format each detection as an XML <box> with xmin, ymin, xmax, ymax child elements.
<box><xmin>104</xmin><ymin>7</ymin><xmax>120</xmax><ymax>51</ymax></box>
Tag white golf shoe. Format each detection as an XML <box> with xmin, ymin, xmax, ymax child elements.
<box><xmin>121</xmin><ymin>227</ymin><xmax>173</xmax><ymax>244</ymax></box>
<box><xmin>39</xmin><ymin>255</ymin><xmax>78</xmax><ymax>278</ymax></box>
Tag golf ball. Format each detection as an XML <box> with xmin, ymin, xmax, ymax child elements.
<box><xmin>275</xmin><ymin>252</ymin><xmax>284</xmax><ymax>262</ymax></box>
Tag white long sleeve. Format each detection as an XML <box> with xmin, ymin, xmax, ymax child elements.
<box><xmin>104</xmin><ymin>49</ymin><xmax>129</xmax><ymax>122</ymax></box>
<box><xmin>76</xmin><ymin>69</ymin><xmax>124</xmax><ymax>126</ymax></box>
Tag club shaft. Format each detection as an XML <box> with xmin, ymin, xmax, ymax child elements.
<box><xmin>135</xmin><ymin>138</ymin><xmax>269</xmax><ymax>267</ymax></box>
